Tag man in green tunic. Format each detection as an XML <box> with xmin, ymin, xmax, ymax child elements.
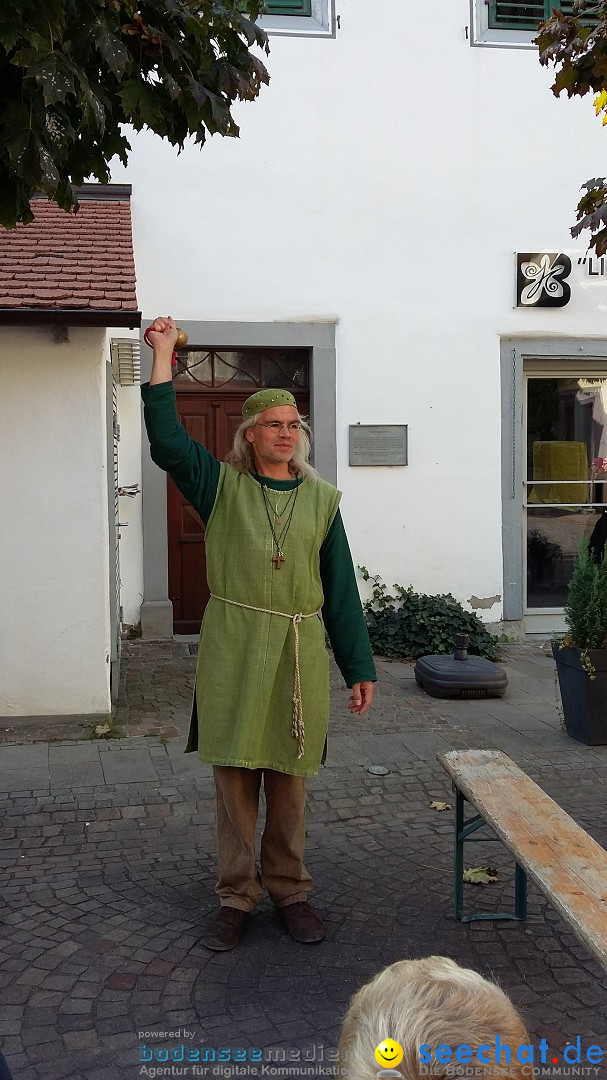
<box><xmin>143</xmin><ymin>317</ymin><xmax>376</xmax><ymax>950</ymax></box>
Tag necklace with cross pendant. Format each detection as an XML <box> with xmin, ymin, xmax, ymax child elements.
<box><xmin>261</xmin><ymin>482</ymin><xmax>299</xmax><ymax>569</ymax></box>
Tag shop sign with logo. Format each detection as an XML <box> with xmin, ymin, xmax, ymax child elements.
<box><xmin>516</xmin><ymin>252</ymin><xmax>572</xmax><ymax>307</ymax></box>
<box><xmin>515</xmin><ymin>251</ymin><xmax>607</xmax><ymax>308</ymax></box>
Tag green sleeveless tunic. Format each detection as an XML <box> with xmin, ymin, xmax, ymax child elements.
<box><xmin>192</xmin><ymin>462</ymin><xmax>341</xmax><ymax>778</ymax></box>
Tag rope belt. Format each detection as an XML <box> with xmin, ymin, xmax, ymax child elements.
<box><xmin>210</xmin><ymin>594</ymin><xmax>319</xmax><ymax>759</ymax></box>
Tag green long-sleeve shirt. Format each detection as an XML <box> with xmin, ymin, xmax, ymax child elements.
<box><xmin>141</xmin><ymin>381</ymin><xmax>376</xmax><ymax>687</ymax></box>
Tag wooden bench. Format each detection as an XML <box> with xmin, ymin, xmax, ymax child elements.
<box><xmin>437</xmin><ymin>748</ymin><xmax>607</xmax><ymax>969</ymax></box>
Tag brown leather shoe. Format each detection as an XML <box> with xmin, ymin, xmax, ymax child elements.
<box><xmin>280</xmin><ymin>901</ymin><xmax>325</xmax><ymax>943</ymax></box>
<box><xmin>202</xmin><ymin>907</ymin><xmax>247</xmax><ymax>951</ymax></box>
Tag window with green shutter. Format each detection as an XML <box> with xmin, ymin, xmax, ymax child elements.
<box><xmin>265</xmin><ymin>0</ymin><xmax>312</xmax><ymax>13</ymax></box>
<box><xmin>488</xmin><ymin>2</ymin><xmax>596</xmax><ymax>30</ymax></box>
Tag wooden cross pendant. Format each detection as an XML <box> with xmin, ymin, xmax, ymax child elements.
<box><xmin>272</xmin><ymin>551</ymin><xmax>285</xmax><ymax>570</ymax></box>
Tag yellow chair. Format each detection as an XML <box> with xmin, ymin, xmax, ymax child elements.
<box><xmin>528</xmin><ymin>441</ymin><xmax>589</xmax><ymax>505</ymax></box>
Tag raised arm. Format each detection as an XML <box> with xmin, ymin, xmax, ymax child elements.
<box><xmin>141</xmin><ymin>316</ymin><xmax>220</xmax><ymax>524</ymax></box>
<box><xmin>145</xmin><ymin>314</ymin><xmax>178</xmax><ymax>384</ymax></box>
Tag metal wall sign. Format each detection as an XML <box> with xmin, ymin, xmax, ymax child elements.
<box><xmin>349</xmin><ymin>424</ymin><xmax>408</xmax><ymax>466</ymax></box>
<box><xmin>516</xmin><ymin>252</ymin><xmax>572</xmax><ymax>308</ymax></box>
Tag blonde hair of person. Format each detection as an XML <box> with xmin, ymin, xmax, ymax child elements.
<box><xmin>227</xmin><ymin>412</ymin><xmax>318</xmax><ymax>482</ymax></box>
<box><xmin>338</xmin><ymin>956</ymin><xmax>530</xmax><ymax>1080</ymax></box>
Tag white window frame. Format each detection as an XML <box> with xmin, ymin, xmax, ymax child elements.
<box><xmin>469</xmin><ymin>0</ymin><xmax>539</xmax><ymax>49</ymax></box>
<box><xmin>257</xmin><ymin>0</ymin><xmax>335</xmax><ymax>38</ymax></box>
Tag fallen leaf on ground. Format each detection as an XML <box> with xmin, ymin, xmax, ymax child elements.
<box><xmin>430</xmin><ymin>800</ymin><xmax>452</xmax><ymax>811</ymax></box>
<box><xmin>94</xmin><ymin>722</ymin><xmax>112</xmax><ymax>736</ymax></box>
<box><xmin>463</xmin><ymin>866</ymin><xmax>499</xmax><ymax>886</ymax></box>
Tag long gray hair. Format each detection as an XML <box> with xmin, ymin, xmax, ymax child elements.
<box><xmin>227</xmin><ymin>412</ymin><xmax>318</xmax><ymax>482</ymax></box>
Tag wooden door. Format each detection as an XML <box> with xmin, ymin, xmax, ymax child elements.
<box><xmin>168</xmin><ymin>388</ymin><xmax>309</xmax><ymax>634</ymax></box>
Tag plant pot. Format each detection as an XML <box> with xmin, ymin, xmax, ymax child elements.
<box><xmin>551</xmin><ymin>642</ymin><xmax>607</xmax><ymax>746</ymax></box>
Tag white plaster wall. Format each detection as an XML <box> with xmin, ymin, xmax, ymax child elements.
<box><xmin>116</xmin><ymin>383</ymin><xmax>144</xmax><ymax>628</ymax></box>
<box><xmin>111</xmin><ymin>0</ymin><xmax>607</xmax><ymax>619</ymax></box>
<box><xmin>109</xmin><ymin>329</ymin><xmax>145</xmax><ymax>628</ymax></box>
<box><xmin>0</xmin><ymin>327</ymin><xmax>111</xmax><ymax>715</ymax></box>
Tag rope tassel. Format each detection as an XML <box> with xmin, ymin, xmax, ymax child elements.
<box><xmin>291</xmin><ymin>613</ymin><xmax>305</xmax><ymax>759</ymax></box>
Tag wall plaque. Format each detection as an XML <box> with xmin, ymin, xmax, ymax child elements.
<box><xmin>349</xmin><ymin>425</ymin><xmax>408</xmax><ymax>466</ymax></box>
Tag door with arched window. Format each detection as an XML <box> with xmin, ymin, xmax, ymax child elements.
<box><xmin>168</xmin><ymin>347</ymin><xmax>310</xmax><ymax>634</ymax></box>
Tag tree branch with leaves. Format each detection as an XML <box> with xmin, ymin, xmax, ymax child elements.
<box><xmin>0</xmin><ymin>0</ymin><xmax>270</xmax><ymax>229</ymax></box>
<box><xmin>536</xmin><ymin>0</ymin><xmax>607</xmax><ymax>255</ymax></box>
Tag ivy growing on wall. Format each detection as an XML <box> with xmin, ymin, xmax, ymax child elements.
<box><xmin>359</xmin><ymin>568</ymin><xmax>499</xmax><ymax>662</ymax></box>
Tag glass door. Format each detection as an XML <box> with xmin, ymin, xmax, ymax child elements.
<box><xmin>524</xmin><ymin>374</ymin><xmax>607</xmax><ymax>634</ymax></box>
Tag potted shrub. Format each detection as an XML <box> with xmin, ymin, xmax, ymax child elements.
<box><xmin>552</xmin><ymin>541</ymin><xmax>607</xmax><ymax>745</ymax></box>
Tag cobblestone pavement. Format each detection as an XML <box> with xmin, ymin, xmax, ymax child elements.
<box><xmin>1</xmin><ymin>643</ymin><xmax>607</xmax><ymax>1079</ymax></box>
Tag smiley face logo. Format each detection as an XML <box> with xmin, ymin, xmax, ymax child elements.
<box><xmin>374</xmin><ymin>1039</ymin><xmax>404</xmax><ymax>1069</ymax></box>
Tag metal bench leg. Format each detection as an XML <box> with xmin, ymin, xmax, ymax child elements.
<box><xmin>453</xmin><ymin>785</ymin><xmax>528</xmax><ymax>923</ymax></box>
<box><xmin>454</xmin><ymin>786</ymin><xmax>465</xmax><ymax>921</ymax></box>
<box><xmin>515</xmin><ymin>861</ymin><xmax>528</xmax><ymax>920</ymax></box>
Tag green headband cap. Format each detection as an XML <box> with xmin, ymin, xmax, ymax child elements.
<box><xmin>242</xmin><ymin>388</ymin><xmax>297</xmax><ymax>420</ymax></box>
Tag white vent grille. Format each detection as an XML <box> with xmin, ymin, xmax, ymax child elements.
<box><xmin>111</xmin><ymin>338</ymin><xmax>141</xmax><ymax>385</ymax></box>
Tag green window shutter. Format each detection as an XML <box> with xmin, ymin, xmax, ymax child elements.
<box><xmin>265</xmin><ymin>0</ymin><xmax>312</xmax><ymax>13</ymax></box>
<box><xmin>489</xmin><ymin>3</ymin><xmax>547</xmax><ymax>30</ymax></box>
<box><xmin>489</xmin><ymin>2</ymin><xmax>597</xmax><ymax>30</ymax></box>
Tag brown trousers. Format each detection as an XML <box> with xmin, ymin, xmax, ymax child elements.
<box><xmin>213</xmin><ymin>765</ymin><xmax>313</xmax><ymax>911</ymax></box>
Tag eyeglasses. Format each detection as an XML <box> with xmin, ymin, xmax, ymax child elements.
<box><xmin>256</xmin><ymin>421</ymin><xmax>301</xmax><ymax>433</ymax></box>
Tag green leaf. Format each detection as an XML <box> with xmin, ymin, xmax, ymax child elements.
<box><xmin>163</xmin><ymin>71</ymin><xmax>181</xmax><ymax>102</ymax></box>
<box><xmin>38</xmin><ymin>145</ymin><xmax>60</xmax><ymax>192</ymax></box>
<box><xmin>463</xmin><ymin>866</ymin><xmax>499</xmax><ymax>886</ymax></box>
<box><xmin>0</xmin><ymin>20</ymin><xmax>24</xmax><ymax>54</ymax></box>
<box><xmin>78</xmin><ymin>74</ymin><xmax>106</xmax><ymax>132</ymax></box>
<box><xmin>10</xmin><ymin>34</ymin><xmax>50</xmax><ymax>64</ymax></box>
<box><xmin>94</xmin><ymin>23</ymin><xmax>129</xmax><ymax>78</ymax></box>
<box><xmin>208</xmin><ymin>91</ymin><xmax>233</xmax><ymax>132</ymax></box>
<box><xmin>53</xmin><ymin>179</ymin><xmax>78</xmax><ymax>214</ymax></box>
<box><xmin>6</xmin><ymin>126</ymin><xmax>40</xmax><ymax>176</ymax></box>
<box><xmin>229</xmin><ymin>9</ymin><xmax>266</xmax><ymax>48</ymax></box>
<box><xmin>0</xmin><ymin>172</ymin><xmax>33</xmax><ymax>229</ymax></box>
<box><xmin>116</xmin><ymin>78</ymin><xmax>141</xmax><ymax>117</ymax></box>
<box><xmin>188</xmin><ymin>78</ymin><xmax>209</xmax><ymax>107</ymax></box>
<box><xmin>30</xmin><ymin>53</ymin><xmax>76</xmax><ymax>105</ymax></box>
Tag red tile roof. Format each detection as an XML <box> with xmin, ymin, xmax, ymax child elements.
<box><xmin>0</xmin><ymin>196</ymin><xmax>138</xmax><ymax>317</ymax></box>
